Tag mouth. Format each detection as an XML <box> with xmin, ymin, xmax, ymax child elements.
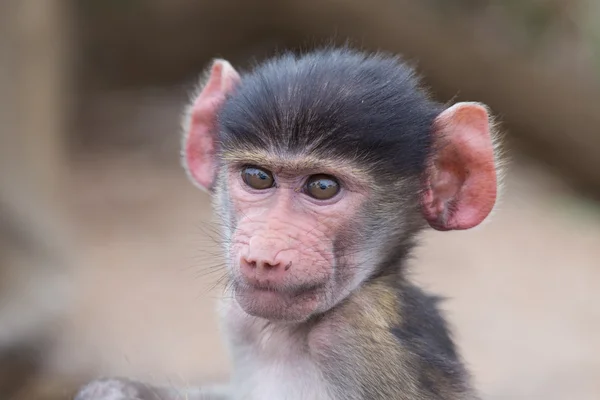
<box><xmin>238</xmin><ymin>280</ymin><xmax>324</xmax><ymax>294</ymax></box>
<box><xmin>232</xmin><ymin>280</ymin><xmax>326</xmax><ymax>321</ymax></box>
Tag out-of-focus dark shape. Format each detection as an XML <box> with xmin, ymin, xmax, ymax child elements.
<box><xmin>72</xmin><ymin>0</ymin><xmax>600</xmax><ymax>196</ymax></box>
<box><xmin>0</xmin><ymin>0</ymin><xmax>75</xmax><ymax>398</ymax></box>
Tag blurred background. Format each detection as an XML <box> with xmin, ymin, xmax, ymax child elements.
<box><xmin>1</xmin><ymin>0</ymin><xmax>599</xmax><ymax>399</ymax></box>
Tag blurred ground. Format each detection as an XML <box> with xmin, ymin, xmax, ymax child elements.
<box><xmin>14</xmin><ymin>88</ymin><xmax>597</xmax><ymax>400</ymax></box>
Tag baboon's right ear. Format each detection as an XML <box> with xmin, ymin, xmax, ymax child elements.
<box><xmin>183</xmin><ymin>59</ymin><xmax>241</xmax><ymax>192</ymax></box>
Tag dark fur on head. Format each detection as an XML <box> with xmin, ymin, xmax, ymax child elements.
<box><xmin>218</xmin><ymin>47</ymin><xmax>443</xmax><ymax>180</ymax></box>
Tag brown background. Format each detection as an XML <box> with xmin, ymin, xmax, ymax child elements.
<box><xmin>1</xmin><ymin>1</ymin><xmax>599</xmax><ymax>399</ymax></box>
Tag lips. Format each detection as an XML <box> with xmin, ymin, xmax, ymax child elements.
<box><xmin>237</xmin><ymin>279</ymin><xmax>324</xmax><ymax>295</ymax></box>
<box><xmin>232</xmin><ymin>279</ymin><xmax>325</xmax><ymax>321</ymax></box>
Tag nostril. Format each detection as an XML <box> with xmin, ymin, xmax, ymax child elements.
<box><xmin>260</xmin><ymin>261</ymin><xmax>279</xmax><ymax>270</ymax></box>
<box><xmin>242</xmin><ymin>257</ymin><xmax>257</xmax><ymax>269</ymax></box>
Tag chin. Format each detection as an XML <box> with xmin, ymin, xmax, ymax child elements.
<box><xmin>233</xmin><ymin>283</ymin><xmax>325</xmax><ymax>322</ymax></box>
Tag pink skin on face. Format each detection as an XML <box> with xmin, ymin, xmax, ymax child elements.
<box><xmin>225</xmin><ymin>166</ymin><xmax>368</xmax><ymax>322</ymax></box>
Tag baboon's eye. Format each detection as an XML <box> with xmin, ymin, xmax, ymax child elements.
<box><xmin>241</xmin><ymin>166</ymin><xmax>275</xmax><ymax>190</ymax></box>
<box><xmin>306</xmin><ymin>175</ymin><xmax>340</xmax><ymax>200</ymax></box>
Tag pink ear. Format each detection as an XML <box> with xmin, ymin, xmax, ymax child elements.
<box><xmin>422</xmin><ymin>102</ymin><xmax>497</xmax><ymax>231</ymax></box>
<box><xmin>184</xmin><ymin>59</ymin><xmax>241</xmax><ymax>191</ymax></box>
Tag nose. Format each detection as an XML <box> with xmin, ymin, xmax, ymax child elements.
<box><xmin>239</xmin><ymin>247</ymin><xmax>293</xmax><ymax>286</ymax></box>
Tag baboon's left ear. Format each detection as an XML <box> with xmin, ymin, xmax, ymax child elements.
<box><xmin>422</xmin><ymin>102</ymin><xmax>497</xmax><ymax>231</ymax></box>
